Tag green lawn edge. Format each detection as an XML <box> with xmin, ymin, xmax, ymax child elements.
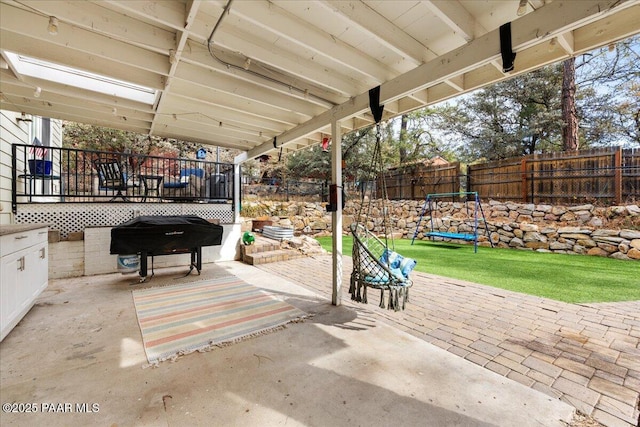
<box><xmin>315</xmin><ymin>236</ymin><xmax>640</xmax><ymax>304</ymax></box>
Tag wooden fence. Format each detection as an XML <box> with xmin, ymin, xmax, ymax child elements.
<box><xmin>379</xmin><ymin>147</ymin><xmax>640</xmax><ymax>204</ymax></box>
<box><xmin>468</xmin><ymin>147</ymin><xmax>640</xmax><ymax>204</ymax></box>
<box><xmin>377</xmin><ymin>162</ymin><xmax>461</xmax><ymax>200</ymax></box>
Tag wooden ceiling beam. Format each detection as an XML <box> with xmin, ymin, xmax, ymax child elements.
<box><xmin>323</xmin><ymin>0</ymin><xmax>436</xmax><ymax>64</ymax></box>
<box><xmin>425</xmin><ymin>0</ymin><xmax>477</xmax><ymax>42</ymax></box>
<box><xmin>244</xmin><ymin>0</ymin><xmax>639</xmax><ymax>161</ymax></box>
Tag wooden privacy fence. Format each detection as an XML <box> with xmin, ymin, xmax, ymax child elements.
<box><xmin>378</xmin><ymin>147</ymin><xmax>639</xmax><ymax>204</ymax></box>
<box><xmin>468</xmin><ymin>147</ymin><xmax>640</xmax><ymax>204</ymax></box>
<box><xmin>377</xmin><ymin>162</ymin><xmax>461</xmax><ymax>200</ymax></box>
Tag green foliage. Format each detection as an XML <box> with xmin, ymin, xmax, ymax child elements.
<box><xmin>285</xmin><ymin>126</ymin><xmax>381</xmax><ymax>183</ymax></box>
<box><xmin>427</xmin><ymin>35</ymin><xmax>640</xmax><ymax>160</ymax></box>
<box><xmin>240</xmin><ymin>204</ymin><xmax>266</xmax><ymax>218</ymax></box>
<box><xmin>286</xmin><ymin>145</ymin><xmax>332</xmax><ymax>180</ymax></box>
<box><xmin>438</xmin><ymin>65</ymin><xmax>564</xmax><ymax>160</ymax></box>
<box><xmin>241</xmin><ymin>159</ymin><xmax>262</xmax><ymax>183</ymax></box>
<box><xmin>575</xmin><ymin>37</ymin><xmax>640</xmax><ymax>146</ymax></box>
<box><xmin>316</xmin><ymin>236</ymin><xmax>640</xmax><ymax>303</ymax></box>
<box><xmin>396</xmin><ymin>107</ymin><xmax>459</xmax><ymax>163</ymax></box>
<box><xmin>62</xmin><ymin>121</ymin><xmax>240</xmax><ymax>161</ymax></box>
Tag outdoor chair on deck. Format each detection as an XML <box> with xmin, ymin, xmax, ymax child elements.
<box><xmin>93</xmin><ymin>158</ymin><xmax>131</xmax><ymax>201</ymax></box>
<box><xmin>163</xmin><ymin>168</ymin><xmax>205</xmax><ymax>200</ymax></box>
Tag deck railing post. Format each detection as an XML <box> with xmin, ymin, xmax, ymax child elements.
<box><xmin>11</xmin><ymin>144</ymin><xmax>17</xmax><ymax>213</ymax></box>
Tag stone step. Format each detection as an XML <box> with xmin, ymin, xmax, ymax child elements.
<box><xmin>240</xmin><ymin>233</ymin><xmax>326</xmax><ymax>265</ymax></box>
<box><xmin>241</xmin><ymin>240</ymin><xmax>280</xmax><ymax>255</ymax></box>
<box><xmin>243</xmin><ymin>249</ymin><xmax>307</xmax><ymax>265</ymax></box>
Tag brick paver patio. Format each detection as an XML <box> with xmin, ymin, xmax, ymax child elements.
<box><xmin>258</xmin><ymin>255</ymin><xmax>640</xmax><ymax>427</ymax></box>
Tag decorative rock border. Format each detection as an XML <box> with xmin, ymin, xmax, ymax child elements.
<box><xmin>240</xmin><ymin>200</ymin><xmax>640</xmax><ymax>261</ymax></box>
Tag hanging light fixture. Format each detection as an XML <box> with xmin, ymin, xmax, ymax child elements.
<box><xmin>48</xmin><ymin>16</ymin><xmax>59</xmax><ymax>35</ymax></box>
<box><xmin>516</xmin><ymin>0</ymin><xmax>528</xmax><ymax>16</ymax></box>
<box><xmin>17</xmin><ymin>112</ymin><xmax>32</xmax><ymax>123</ymax></box>
<box><xmin>169</xmin><ymin>49</ymin><xmax>176</xmax><ymax>64</ymax></box>
<box><xmin>33</xmin><ymin>87</ymin><xmax>42</xmax><ymax>98</ymax></box>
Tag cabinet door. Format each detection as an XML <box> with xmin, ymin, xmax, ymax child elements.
<box><xmin>1</xmin><ymin>249</ymin><xmax>28</xmax><ymax>339</ymax></box>
<box><xmin>29</xmin><ymin>242</ymin><xmax>48</xmax><ymax>296</ymax></box>
<box><xmin>1</xmin><ymin>228</ymin><xmax>48</xmax><ymax>341</ymax></box>
<box><xmin>33</xmin><ymin>229</ymin><xmax>49</xmax><ymax>294</ymax></box>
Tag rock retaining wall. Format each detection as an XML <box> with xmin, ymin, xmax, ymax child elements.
<box><xmin>241</xmin><ymin>200</ymin><xmax>640</xmax><ymax>260</ymax></box>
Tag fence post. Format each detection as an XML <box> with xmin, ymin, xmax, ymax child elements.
<box><xmin>614</xmin><ymin>147</ymin><xmax>622</xmax><ymax>204</ymax></box>
<box><xmin>466</xmin><ymin>165</ymin><xmax>471</xmax><ymax>194</ymax></box>
<box><xmin>520</xmin><ymin>158</ymin><xmax>528</xmax><ymax>202</ymax></box>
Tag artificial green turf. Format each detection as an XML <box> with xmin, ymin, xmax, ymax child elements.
<box><xmin>315</xmin><ymin>236</ymin><xmax>640</xmax><ymax>304</ymax></box>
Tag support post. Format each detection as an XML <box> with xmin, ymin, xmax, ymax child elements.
<box><xmin>331</xmin><ymin>119</ymin><xmax>343</xmax><ymax>306</ymax></box>
<box><xmin>233</xmin><ymin>162</ymin><xmax>241</xmax><ymax>223</ymax></box>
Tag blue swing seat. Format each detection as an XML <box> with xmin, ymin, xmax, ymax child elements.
<box><xmin>424</xmin><ymin>231</ymin><xmax>476</xmax><ymax>241</ymax></box>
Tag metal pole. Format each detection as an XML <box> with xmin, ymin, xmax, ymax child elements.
<box><xmin>233</xmin><ymin>162</ymin><xmax>241</xmax><ymax>223</ymax></box>
<box><xmin>216</xmin><ymin>146</ymin><xmax>220</xmax><ymax>175</ymax></box>
<box><xmin>331</xmin><ymin>119</ymin><xmax>343</xmax><ymax>306</ymax></box>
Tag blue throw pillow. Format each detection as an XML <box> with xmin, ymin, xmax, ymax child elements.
<box><xmin>380</xmin><ymin>249</ymin><xmax>416</xmax><ymax>279</ymax></box>
<box><xmin>380</xmin><ymin>249</ymin><xmax>399</xmax><ymax>268</ymax></box>
<box><xmin>398</xmin><ymin>256</ymin><xmax>417</xmax><ymax>278</ymax></box>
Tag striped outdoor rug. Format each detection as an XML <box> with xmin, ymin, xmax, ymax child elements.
<box><xmin>132</xmin><ymin>275</ymin><xmax>307</xmax><ymax>364</ymax></box>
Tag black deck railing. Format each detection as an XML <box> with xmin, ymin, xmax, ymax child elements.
<box><xmin>11</xmin><ymin>144</ymin><xmax>234</xmax><ymax>212</ymax></box>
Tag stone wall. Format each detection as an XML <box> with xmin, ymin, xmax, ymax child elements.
<box><xmin>241</xmin><ymin>199</ymin><xmax>640</xmax><ymax>261</ymax></box>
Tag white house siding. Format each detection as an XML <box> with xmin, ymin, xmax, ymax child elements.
<box><xmin>0</xmin><ymin>111</ymin><xmax>62</xmax><ymax>225</ymax></box>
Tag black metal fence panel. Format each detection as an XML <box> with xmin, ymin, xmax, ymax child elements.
<box><xmin>12</xmin><ymin>144</ymin><xmax>234</xmax><ymax>212</ymax></box>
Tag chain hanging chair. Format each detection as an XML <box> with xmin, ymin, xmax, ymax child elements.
<box><xmin>348</xmin><ymin>87</ymin><xmax>416</xmax><ymax>311</ymax></box>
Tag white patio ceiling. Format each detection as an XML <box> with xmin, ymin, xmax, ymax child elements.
<box><xmin>1</xmin><ymin>0</ymin><xmax>639</xmax><ymax>162</ymax></box>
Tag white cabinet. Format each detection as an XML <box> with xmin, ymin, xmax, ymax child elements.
<box><xmin>0</xmin><ymin>226</ymin><xmax>49</xmax><ymax>341</ymax></box>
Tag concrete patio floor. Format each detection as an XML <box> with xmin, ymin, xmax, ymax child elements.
<box><xmin>0</xmin><ymin>260</ymin><xmax>576</xmax><ymax>427</ymax></box>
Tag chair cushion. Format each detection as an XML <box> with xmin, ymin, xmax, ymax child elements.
<box><xmin>180</xmin><ymin>168</ymin><xmax>204</xmax><ymax>178</ymax></box>
<box><xmin>162</xmin><ymin>181</ymin><xmax>189</xmax><ymax>189</ymax></box>
<box><xmin>380</xmin><ymin>249</ymin><xmax>417</xmax><ymax>278</ymax></box>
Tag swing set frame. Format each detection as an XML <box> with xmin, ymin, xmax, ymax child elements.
<box><xmin>411</xmin><ymin>191</ymin><xmax>493</xmax><ymax>253</ymax></box>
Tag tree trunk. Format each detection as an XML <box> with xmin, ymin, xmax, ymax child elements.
<box><xmin>562</xmin><ymin>57</ymin><xmax>579</xmax><ymax>151</ymax></box>
<box><xmin>399</xmin><ymin>114</ymin><xmax>408</xmax><ymax>163</ymax></box>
